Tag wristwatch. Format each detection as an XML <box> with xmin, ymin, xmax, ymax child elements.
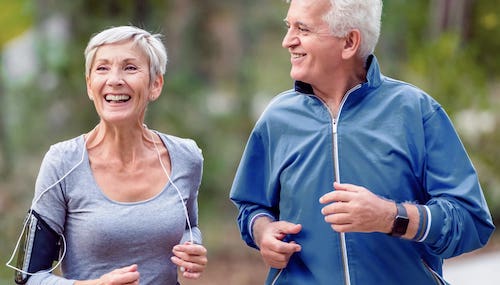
<box><xmin>389</xmin><ymin>203</ymin><xmax>409</xmax><ymax>237</ymax></box>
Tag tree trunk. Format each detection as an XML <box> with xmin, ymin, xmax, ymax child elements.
<box><xmin>430</xmin><ymin>0</ymin><xmax>473</xmax><ymax>40</ymax></box>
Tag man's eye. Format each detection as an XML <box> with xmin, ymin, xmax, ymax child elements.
<box><xmin>298</xmin><ymin>27</ymin><xmax>309</xmax><ymax>32</ymax></box>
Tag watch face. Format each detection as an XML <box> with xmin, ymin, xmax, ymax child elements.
<box><xmin>393</xmin><ymin>216</ymin><xmax>409</xmax><ymax>236</ymax></box>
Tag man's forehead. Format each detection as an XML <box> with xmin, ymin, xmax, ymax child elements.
<box><xmin>285</xmin><ymin>0</ymin><xmax>331</xmax><ymax>20</ymax></box>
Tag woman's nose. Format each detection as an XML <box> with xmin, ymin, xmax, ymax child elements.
<box><xmin>106</xmin><ymin>69</ymin><xmax>124</xmax><ymax>86</ymax></box>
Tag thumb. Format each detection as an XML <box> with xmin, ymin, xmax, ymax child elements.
<box><xmin>277</xmin><ymin>221</ymin><xmax>302</xmax><ymax>235</ymax></box>
<box><xmin>121</xmin><ymin>264</ymin><xmax>138</xmax><ymax>273</ymax></box>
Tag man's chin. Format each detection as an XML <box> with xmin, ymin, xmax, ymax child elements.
<box><xmin>290</xmin><ymin>71</ymin><xmax>305</xmax><ymax>82</ymax></box>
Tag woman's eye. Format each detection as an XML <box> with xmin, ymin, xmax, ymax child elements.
<box><xmin>95</xmin><ymin>66</ymin><xmax>108</xmax><ymax>71</ymax></box>
<box><xmin>125</xmin><ymin>65</ymin><xmax>137</xmax><ymax>71</ymax></box>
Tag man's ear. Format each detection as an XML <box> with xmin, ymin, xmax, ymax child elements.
<box><xmin>149</xmin><ymin>74</ymin><xmax>164</xmax><ymax>101</ymax></box>
<box><xmin>342</xmin><ymin>29</ymin><xmax>361</xmax><ymax>59</ymax></box>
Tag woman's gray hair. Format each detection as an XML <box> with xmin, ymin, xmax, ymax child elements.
<box><xmin>84</xmin><ymin>26</ymin><xmax>167</xmax><ymax>81</ymax></box>
<box><xmin>286</xmin><ymin>0</ymin><xmax>383</xmax><ymax>61</ymax></box>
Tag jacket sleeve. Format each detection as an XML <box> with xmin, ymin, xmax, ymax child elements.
<box><xmin>421</xmin><ymin>107</ymin><xmax>495</xmax><ymax>258</ymax></box>
<box><xmin>230</xmin><ymin>126</ymin><xmax>280</xmax><ymax>249</ymax></box>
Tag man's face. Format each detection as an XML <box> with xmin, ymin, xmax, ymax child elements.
<box><xmin>282</xmin><ymin>0</ymin><xmax>346</xmax><ymax>87</ymax></box>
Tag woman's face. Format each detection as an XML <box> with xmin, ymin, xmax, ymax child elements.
<box><xmin>86</xmin><ymin>40</ymin><xmax>163</xmax><ymax>126</ymax></box>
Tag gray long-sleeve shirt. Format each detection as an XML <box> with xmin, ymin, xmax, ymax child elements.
<box><xmin>28</xmin><ymin>131</ymin><xmax>203</xmax><ymax>285</ymax></box>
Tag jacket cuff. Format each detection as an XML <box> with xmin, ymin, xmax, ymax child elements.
<box><xmin>417</xmin><ymin>203</ymin><xmax>444</xmax><ymax>244</ymax></box>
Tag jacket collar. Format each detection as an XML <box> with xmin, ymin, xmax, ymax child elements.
<box><xmin>294</xmin><ymin>54</ymin><xmax>383</xmax><ymax>95</ymax></box>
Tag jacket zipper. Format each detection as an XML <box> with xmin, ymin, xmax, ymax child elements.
<box><xmin>329</xmin><ymin>84</ymin><xmax>361</xmax><ymax>285</ymax></box>
<box><xmin>270</xmin><ymin>84</ymin><xmax>362</xmax><ymax>285</ymax></box>
<box><xmin>332</xmin><ymin>117</ymin><xmax>351</xmax><ymax>285</ymax></box>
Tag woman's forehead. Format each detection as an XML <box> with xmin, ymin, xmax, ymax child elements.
<box><xmin>93</xmin><ymin>41</ymin><xmax>147</xmax><ymax>61</ymax></box>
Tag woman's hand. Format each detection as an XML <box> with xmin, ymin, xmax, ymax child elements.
<box><xmin>74</xmin><ymin>264</ymin><xmax>140</xmax><ymax>285</ymax></box>
<box><xmin>171</xmin><ymin>242</ymin><xmax>208</xmax><ymax>279</ymax></box>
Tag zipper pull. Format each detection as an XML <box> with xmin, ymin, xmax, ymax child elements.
<box><xmin>332</xmin><ymin>118</ymin><xmax>338</xmax><ymax>134</ymax></box>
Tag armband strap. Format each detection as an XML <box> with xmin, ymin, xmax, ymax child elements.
<box><xmin>14</xmin><ymin>210</ymin><xmax>62</xmax><ymax>284</ymax></box>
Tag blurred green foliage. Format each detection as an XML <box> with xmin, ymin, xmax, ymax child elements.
<box><xmin>1</xmin><ymin>0</ymin><xmax>499</xmax><ymax>283</ymax></box>
<box><xmin>0</xmin><ymin>0</ymin><xmax>33</xmax><ymax>45</ymax></box>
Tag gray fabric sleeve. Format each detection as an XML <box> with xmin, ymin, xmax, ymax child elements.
<box><xmin>27</xmin><ymin>272</ymin><xmax>75</xmax><ymax>285</ymax></box>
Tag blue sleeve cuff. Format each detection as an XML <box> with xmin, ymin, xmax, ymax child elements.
<box><xmin>414</xmin><ymin>205</ymin><xmax>431</xmax><ymax>242</ymax></box>
<box><xmin>419</xmin><ymin>203</ymin><xmax>444</xmax><ymax>244</ymax></box>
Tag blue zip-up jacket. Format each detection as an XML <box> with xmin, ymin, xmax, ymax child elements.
<box><xmin>230</xmin><ymin>55</ymin><xmax>494</xmax><ymax>285</ymax></box>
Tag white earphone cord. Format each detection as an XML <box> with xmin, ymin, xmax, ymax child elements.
<box><xmin>149</xmin><ymin>129</ymin><xmax>194</xmax><ymax>244</ymax></box>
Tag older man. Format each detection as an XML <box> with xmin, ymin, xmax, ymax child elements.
<box><xmin>230</xmin><ymin>0</ymin><xmax>495</xmax><ymax>284</ymax></box>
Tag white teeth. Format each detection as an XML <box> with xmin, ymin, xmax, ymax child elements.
<box><xmin>292</xmin><ymin>53</ymin><xmax>305</xmax><ymax>59</ymax></box>
<box><xmin>105</xmin><ymin>94</ymin><xmax>130</xmax><ymax>102</ymax></box>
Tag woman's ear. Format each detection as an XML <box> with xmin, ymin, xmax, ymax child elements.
<box><xmin>149</xmin><ymin>74</ymin><xmax>164</xmax><ymax>101</ymax></box>
<box><xmin>86</xmin><ymin>75</ymin><xmax>94</xmax><ymax>101</ymax></box>
<box><xmin>342</xmin><ymin>29</ymin><xmax>361</xmax><ymax>60</ymax></box>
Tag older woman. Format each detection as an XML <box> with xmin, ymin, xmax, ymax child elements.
<box><xmin>12</xmin><ymin>26</ymin><xmax>207</xmax><ymax>285</ymax></box>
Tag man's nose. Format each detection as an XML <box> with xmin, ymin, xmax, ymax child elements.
<box><xmin>282</xmin><ymin>28</ymin><xmax>299</xmax><ymax>49</ymax></box>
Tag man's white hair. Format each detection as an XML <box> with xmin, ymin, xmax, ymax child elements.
<box><xmin>286</xmin><ymin>0</ymin><xmax>383</xmax><ymax>61</ymax></box>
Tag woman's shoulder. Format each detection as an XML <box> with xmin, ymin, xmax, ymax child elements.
<box><xmin>157</xmin><ymin>132</ymin><xmax>203</xmax><ymax>160</ymax></box>
<box><xmin>37</xmin><ymin>135</ymin><xmax>86</xmax><ymax>179</ymax></box>
<box><xmin>45</xmin><ymin>135</ymin><xmax>85</xmax><ymax>160</ymax></box>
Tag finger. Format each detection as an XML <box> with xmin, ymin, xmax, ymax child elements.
<box><xmin>173</xmin><ymin>243</ymin><xmax>207</xmax><ymax>256</ymax></box>
<box><xmin>115</xmin><ymin>271</ymin><xmax>140</xmax><ymax>284</ymax></box>
<box><xmin>323</xmin><ymin>212</ymin><xmax>353</xmax><ymax>225</ymax></box>
<box><xmin>182</xmin><ymin>270</ymin><xmax>202</xmax><ymax>279</ymax></box>
<box><xmin>114</xmin><ymin>264</ymin><xmax>138</xmax><ymax>274</ymax></box>
<box><xmin>171</xmin><ymin>254</ymin><xmax>207</xmax><ymax>269</ymax></box>
<box><xmin>171</xmin><ymin>256</ymin><xmax>206</xmax><ymax>275</ymax></box>
<box><xmin>334</xmin><ymin>182</ymin><xmax>360</xmax><ymax>192</ymax></box>
<box><xmin>321</xmin><ymin>202</ymin><xmax>349</xmax><ymax>215</ymax></box>
<box><xmin>261</xmin><ymin>249</ymin><xmax>293</xmax><ymax>268</ymax></box>
<box><xmin>124</xmin><ymin>280</ymin><xmax>140</xmax><ymax>285</ymax></box>
<box><xmin>267</xmin><ymin>238</ymin><xmax>302</xmax><ymax>255</ymax></box>
<box><xmin>275</xmin><ymin>221</ymin><xmax>302</xmax><ymax>236</ymax></box>
<box><xmin>172</xmin><ymin>248</ymin><xmax>208</xmax><ymax>266</ymax></box>
<box><xmin>320</xmin><ymin>190</ymin><xmax>352</xmax><ymax>204</ymax></box>
<box><xmin>330</xmin><ymin>223</ymin><xmax>354</xmax><ymax>233</ymax></box>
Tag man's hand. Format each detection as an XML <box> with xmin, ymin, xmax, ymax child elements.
<box><xmin>319</xmin><ymin>182</ymin><xmax>395</xmax><ymax>233</ymax></box>
<box><xmin>253</xmin><ymin>217</ymin><xmax>302</xmax><ymax>269</ymax></box>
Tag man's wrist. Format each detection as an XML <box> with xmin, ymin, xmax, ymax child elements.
<box><xmin>252</xmin><ymin>215</ymin><xmax>274</xmax><ymax>248</ymax></box>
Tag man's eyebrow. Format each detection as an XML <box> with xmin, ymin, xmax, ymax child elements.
<box><xmin>283</xmin><ymin>19</ymin><xmax>311</xmax><ymax>28</ymax></box>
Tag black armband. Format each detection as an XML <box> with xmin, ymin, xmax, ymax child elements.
<box><xmin>14</xmin><ymin>210</ymin><xmax>62</xmax><ymax>284</ymax></box>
